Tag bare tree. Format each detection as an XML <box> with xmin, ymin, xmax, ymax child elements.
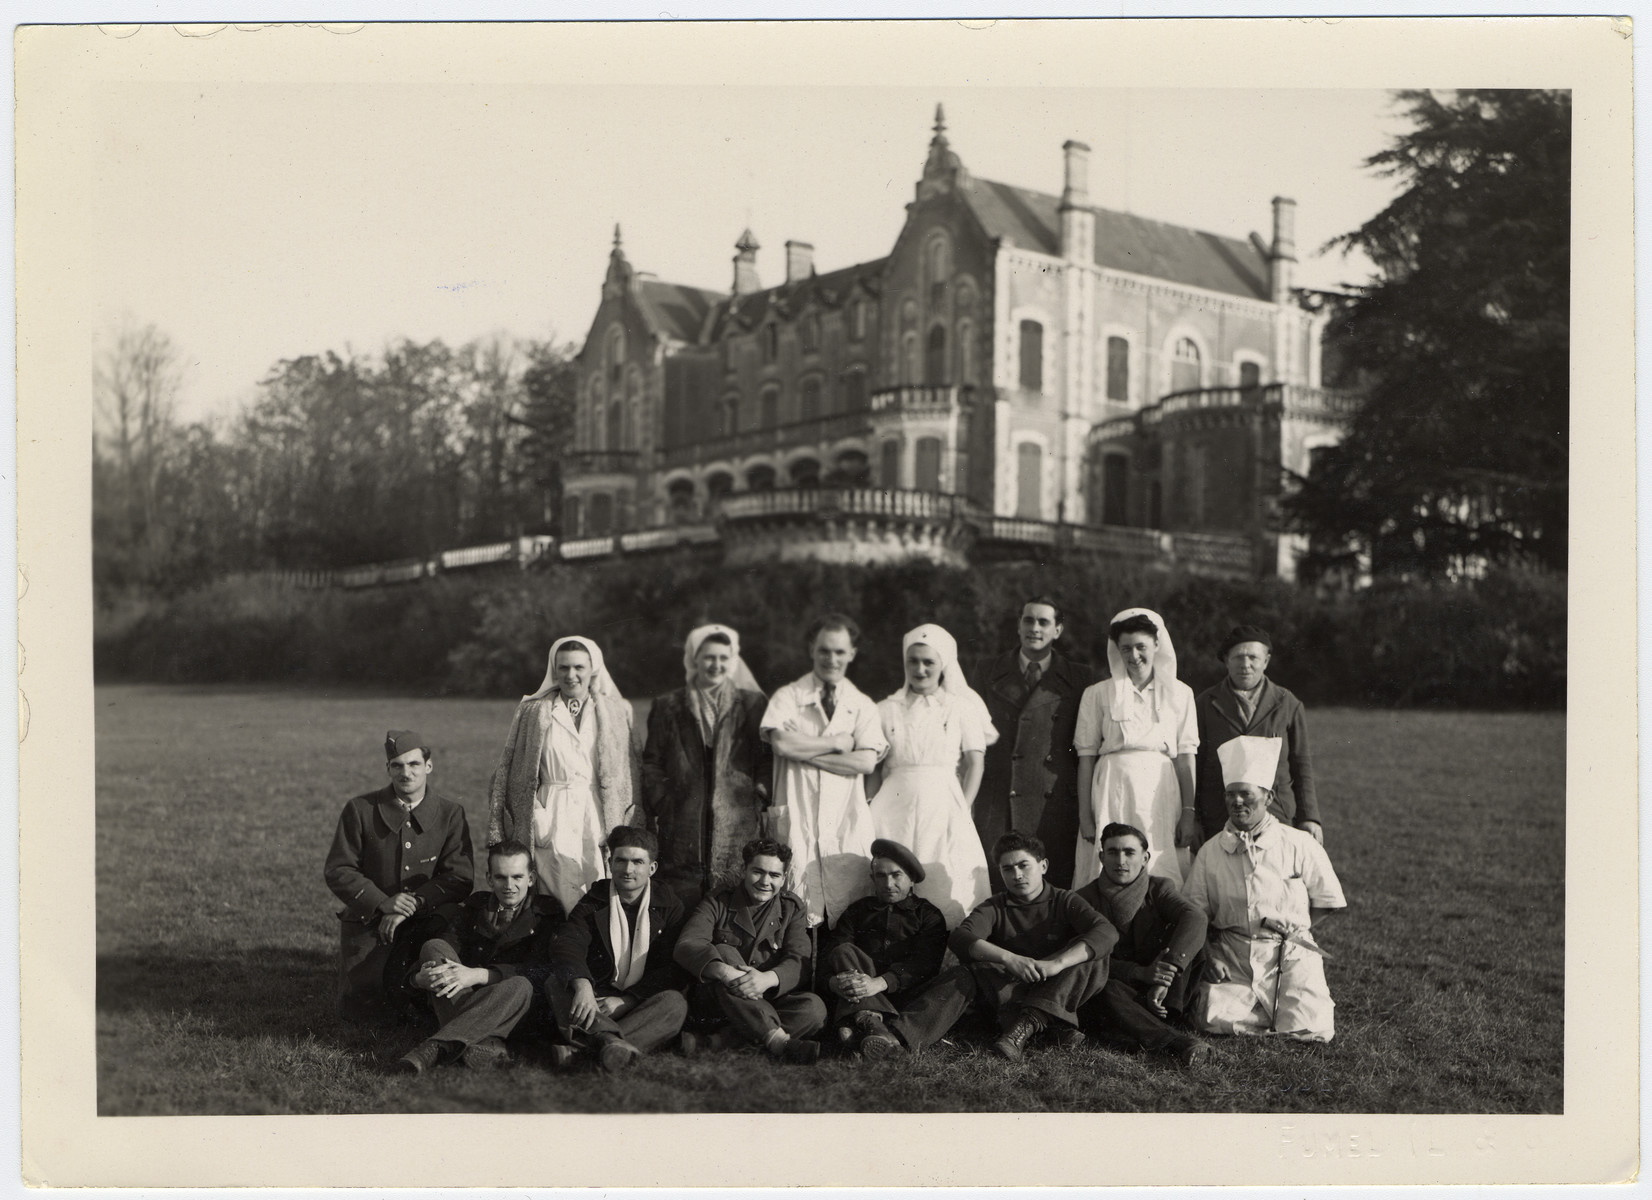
<box><xmin>94</xmin><ymin>320</ymin><xmax>184</xmax><ymax>545</ymax></box>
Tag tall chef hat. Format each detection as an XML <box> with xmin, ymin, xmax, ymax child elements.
<box><xmin>1217</xmin><ymin>735</ymin><xmax>1283</xmax><ymax>791</ymax></box>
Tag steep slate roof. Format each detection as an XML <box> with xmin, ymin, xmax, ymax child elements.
<box><xmin>706</xmin><ymin>256</ymin><xmax>889</xmax><ymax>341</ymax></box>
<box><xmin>961</xmin><ymin>176</ymin><xmax>1271</xmax><ymax>302</ymax></box>
<box><xmin>635</xmin><ymin>278</ymin><xmax>725</xmax><ymax>344</ymax></box>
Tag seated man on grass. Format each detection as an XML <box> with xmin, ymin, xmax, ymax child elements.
<box><xmin>396</xmin><ymin>839</ymin><xmax>563</xmax><ymax>1075</ymax></box>
<box><xmin>1075</xmin><ymin>822</ymin><xmax>1212</xmax><ymax>1067</ymax></box>
<box><xmin>1183</xmin><ymin>735</ymin><xmax>1346</xmax><ymax>1043</ymax></box>
<box><xmin>673</xmin><ymin>838</ymin><xmax>826</xmax><ymax>1065</ymax></box>
<box><xmin>876</xmin><ymin>832</ymin><xmax>1117</xmax><ymax>1062</ymax></box>
<box><xmin>543</xmin><ymin>826</ymin><xmax>689</xmax><ymax>1074</ymax></box>
<box><xmin>324</xmin><ymin>729</ymin><xmax>473</xmax><ymax>1025</ymax></box>
<box><xmin>821</xmin><ymin>838</ymin><xmax>947</xmax><ymax>1058</ymax></box>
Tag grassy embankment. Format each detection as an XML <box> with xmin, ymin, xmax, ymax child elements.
<box><xmin>95</xmin><ymin>684</ymin><xmax>1563</xmax><ymax>1115</ymax></box>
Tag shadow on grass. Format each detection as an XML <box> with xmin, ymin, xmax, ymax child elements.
<box><xmin>98</xmin><ymin>946</ymin><xmax>345</xmax><ymax>1043</ymax></box>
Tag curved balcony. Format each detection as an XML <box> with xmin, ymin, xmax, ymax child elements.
<box><xmin>1091</xmin><ymin>383</ymin><xmax>1359</xmax><ymax>445</ymax></box>
<box><xmin>869</xmin><ymin>384</ymin><xmax>972</xmax><ymax>415</ymax></box>
<box><xmin>718</xmin><ymin>486</ymin><xmax>978</xmax><ymax>567</ymax></box>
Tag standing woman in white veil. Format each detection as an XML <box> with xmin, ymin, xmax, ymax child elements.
<box><xmin>640</xmin><ymin>624</ymin><xmax>773</xmax><ymax>910</ymax></box>
<box><xmin>487</xmin><ymin>635</ymin><xmax>639</xmax><ymax>915</ymax></box>
<box><xmin>868</xmin><ymin>623</ymin><xmax>998</xmax><ymax>928</ymax></box>
<box><xmin>1072</xmin><ymin>608</ymin><xmax>1199</xmax><ymax>889</ymax></box>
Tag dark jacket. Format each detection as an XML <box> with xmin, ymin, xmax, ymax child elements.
<box><xmin>1194</xmin><ymin>678</ymin><xmax>1319</xmax><ymax>837</ymax></box>
<box><xmin>324</xmin><ymin>785</ymin><xmax>474</xmax><ymax>923</ymax></box>
<box><xmin>674</xmin><ymin>883</ymin><xmax>812</xmax><ymax>997</ymax></box>
<box><xmin>823</xmin><ymin>893</ymin><xmax>948</xmax><ymax>996</ymax></box>
<box><xmin>976</xmin><ymin>647</ymin><xmax>1099</xmax><ymax>885</ymax></box>
<box><xmin>382</xmin><ymin>889</ymin><xmax>563</xmax><ymax>1011</ymax></box>
<box><xmin>1076</xmin><ymin>874</ymin><xmax>1206</xmax><ymax>1011</ymax></box>
<box><xmin>640</xmin><ymin>687</ymin><xmax>772</xmax><ymax>901</ymax></box>
<box><xmin>549</xmin><ymin>878</ymin><xmax>686</xmax><ymax>1001</ymax></box>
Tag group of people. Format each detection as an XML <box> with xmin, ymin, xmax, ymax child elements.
<box><xmin>323</xmin><ymin>598</ymin><xmax>1346</xmax><ymax>1077</ymax></box>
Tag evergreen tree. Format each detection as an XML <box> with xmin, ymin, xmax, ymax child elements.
<box><xmin>1288</xmin><ymin>89</ymin><xmax>1570</xmax><ymax>578</ymax></box>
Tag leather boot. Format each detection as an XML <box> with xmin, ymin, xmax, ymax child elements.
<box><xmin>990</xmin><ymin>1011</ymin><xmax>1046</xmax><ymax>1063</ymax></box>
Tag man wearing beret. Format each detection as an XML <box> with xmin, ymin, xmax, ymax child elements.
<box><xmin>1193</xmin><ymin>626</ymin><xmax>1322</xmax><ymax>849</ymax></box>
<box><xmin>324</xmin><ymin>730</ymin><xmax>475</xmax><ymax>1024</ymax></box>
<box><xmin>820</xmin><ymin>838</ymin><xmax>948</xmax><ymax>1057</ymax></box>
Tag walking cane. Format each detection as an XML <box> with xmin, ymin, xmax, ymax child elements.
<box><xmin>1267</xmin><ymin>932</ymin><xmax>1287</xmax><ymax>1033</ymax></box>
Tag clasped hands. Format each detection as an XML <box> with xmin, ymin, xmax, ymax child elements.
<box><xmin>995</xmin><ymin>953</ymin><xmax>1067</xmax><ymax>984</ymax></box>
<box><xmin>413</xmin><ymin>958</ymin><xmax>490</xmax><ymax>1000</ymax></box>
<box><xmin>829</xmin><ymin>970</ymin><xmax>889</xmax><ymax>1001</ymax></box>
<box><xmin>705</xmin><ymin>960</ymin><xmax>778</xmax><ymax>1001</ymax></box>
<box><xmin>1115</xmin><ymin>959</ymin><xmax>1179</xmax><ymax>1016</ymax></box>
<box><xmin>375</xmin><ymin>891</ymin><xmax>421</xmax><ymax>942</ymax></box>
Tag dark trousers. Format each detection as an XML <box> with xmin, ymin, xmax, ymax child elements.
<box><xmin>822</xmin><ymin>943</ymin><xmax>899</xmax><ymax>1024</ymax></box>
<box><xmin>690</xmin><ymin>945</ymin><xmax>826</xmax><ymax>1046</ymax></box>
<box><xmin>337</xmin><ymin>920</ymin><xmax>393</xmax><ymax>1022</ymax></box>
<box><xmin>418</xmin><ymin>939</ymin><xmax>536</xmax><ymax>1048</ymax></box>
<box><xmin>1080</xmin><ymin>978</ymin><xmax>1193</xmax><ymax>1053</ymax></box>
<box><xmin>544</xmin><ymin>976</ymin><xmax>689</xmax><ymax>1054</ymax></box>
<box><xmin>889</xmin><ymin>958</ymin><xmax>1110</xmax><ymax>1052</ymax></box>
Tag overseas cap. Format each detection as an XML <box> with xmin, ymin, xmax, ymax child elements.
<box><xmin>869</xmin><ymin>838</ymin><xmax>925</xmax><ymax>884</ymax></box>
<box><xmin>1218</xmin><ymin>624</ymin><xmax>1273</xmax><ymax>660</ymax></box>
<box><xmin>385</xmin><ymin>730</ymin><xmax>427</xmax><ymax>761</ymax></box>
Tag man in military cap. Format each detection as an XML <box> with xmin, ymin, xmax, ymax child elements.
<box><xmin>324</xmin><ymin>729</ymin><xmax>474</xmax><ymax>1024</ymax></box>
<box><xmin>1193</xmin><ymin>625</ymin><xmax>1323</xmax><ymax>847</ymax></box>
<box><xmin>820</xmin><ymin>838</ymin><xmax>948</xmax><ymax>1057</ymax></box>
<box><xmin>673</xmin><ymin>838</ymin><xmax>826</xmax><ymax>1065</ymax></box>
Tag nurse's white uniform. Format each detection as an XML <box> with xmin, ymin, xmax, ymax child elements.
<box><xmin>530</xmin><ymin>696</ymin><xmax>609</xmax><ymax>916</ymax></box>
<box><xmin>871</xmin><ymin>689</ymin><xmax>993</xmax><ymax>929</ymax></box>
<box><xmin>761</xmin><ymin>673</ymin><xmax>888</xmax><ymax>928</ymax></box>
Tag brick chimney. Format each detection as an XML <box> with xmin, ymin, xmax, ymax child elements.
<box><xmin>785</xmin><ymin>240</ymin><xmax>815</xmax><ymax>284</ymax></box>
<box><xmin>732</xmin><ymin>228</ymin><xmax>762</xmax><ymax>296</ymax></box>
<box><xmin>1269</xmin><ymin>196</ymin><xmax>1297</xmax><ymax>304</ymax></box>
<box><xmin>1059</xmin><ymin>140</ymin><xmax>1094</xmax><ymax>264</ymax></box>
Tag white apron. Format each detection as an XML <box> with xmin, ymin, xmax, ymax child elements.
<box><xmin>869</xmin><ymin>692</ymin><xmax>991</xmax><ymax>929</ymax></box>
<box><xmin>531</xmin><ymin>699</ymin><xmax>608</xmax><ymax>915</ymax></box>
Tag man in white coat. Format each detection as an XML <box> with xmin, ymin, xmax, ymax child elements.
<box><xmin>1183</xmin><ymin>735</ymin><xmax>1346</xmax><ymax>1042</ymax></box>
<box><xmin>761</xmin><ymin>614</ymin><xmax>888</xmax><ymax>929</ymax></box>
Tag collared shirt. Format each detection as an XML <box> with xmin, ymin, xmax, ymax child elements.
<box><xmin>1182</xmin><ymin>814</ymin><xmax>1345</xmax><ymax>938</ymax></box>
<box><xmin>1227</xmin><ymin>677</ymin><xmax>1266</xmax><ymax>726</ymax></box>
<box><xmin>1074</xmin><ymin>672</ymin><xmax>1199</xmax><ymax>758</ymax></box>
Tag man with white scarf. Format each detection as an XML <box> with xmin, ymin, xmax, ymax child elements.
<box><xmin>1183</xmin><ymin>736</ymin><xmax>1346</xmax><ymax>1042</ymax></box>
<box><xmin>544</xmin><ymin>826</ymin><xmax>689</xmax><ymax>1073</ymax></box>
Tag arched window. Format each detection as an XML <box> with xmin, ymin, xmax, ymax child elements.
<box><xmin>745</xmin><ymin>464</ymin><xmax>776</xmax><ymax>492</ymax></box>
<box><xmin>762</xmin><ymin>325</ymin><xmax>779</xmax><ymax>364</ymax></box>
<box><xmin>606</xmin><ymin>402</ymin><xmax>623</xmax><ymax>450</ymax></box>
<box><xmin>847</xmin><ymin>298</ymin><xmax>866</xmax><ymax>342</ymax></box>
<box><xmin>927</xmin><ymin>236</ymin><xmax>950</xmax><ymax>308</ymax></box>
<box><xmin>563</xmin><ymin>494</ymin><xmax>583</xmax><ymax>538</ymax></box>
<box><xmin>900</xmin><ymin>298</ymin><xmax>918</xmax><ymax>329</ymax></box>
<box><xmin>842</xmin><ymin>369</ymin><xmax>867</xmax><ymax>411</ymax></box>
<box><xmin>830</xmin><ymin>449</ymin><xmax>871</xmax><ymax>487</ymax></box>
<box><xmin>706</xmin><ymin>471</ymin><xmax>734</xmax><ymax>503</ymax></box>
<box><xmin>1019</xmin><ymin>321</ymin><xmax>1044</xmax><ymax>392</ymax></box>
<box><xmin>901</xmin><ymin>332</ymin><xmax>920</xmax><ymax>385</ymax></box>
<box><xmin>719</xmin><ymin>394</ymin><xmax>739</xmax><ymax>436</ymax></box>
<box><xmin>914</xmin><ymin>437</ymin><xmax>942</xmax><ymax>492</ymax></box>
<box><xmin>1106</xmin><ymin>336</ymin><xmax>1130</xmax><ymax>403</ymax></box>
<box><xmin>799</xmin><ymin>377</ymin><xmax>821</xmax><ymax>421</ymax></box>
<box><xmin>1016</xmin><ymin>442</ymin><xmax>1043</xmax><ymax>518</ymax></box>
<box><xmin>1102</xmin><ymin>454</ymin><xmax>1129</xmax><ymax>525</ymax></box>
<box><xmin>801</xmin><ymin>313</ymin><xmax>820</xmax><ymax>353</ymax></box>
<box><xmin>957</xmin><ymin>319</ymin><xmax>974</xmax><ymax>386</ymax></box>
<box><xmin>1239</xmin><ymin>359</ymin><xmax>1262</xmax><ymax>392</ymax></box>
<box><xmin>606</xmin><ymin>327</ymin><xmax>626</xmax><ymax>386</ymax></box>
<box><xmin>789</xmin><ymin>458</ymin><xmax>820</xmax><ymax>488</ymax></box>
<box><xmin>666</xmin><ymin>478</ymin><xmax>696</xmax><ymax>524</ymax></box>
<box><xmin>880</xmin><ymin>439</ymin><xmax>902</xmax><ymax>489</ymax></box>
<box><xmin>760</xmin><ymin>386</ymin><xmax>779</xmax><ymax>429</ymax></box>
<box><xmin>1170</xmin><ymin>337</ymin><xmax>1202</xmax><ymax>393</ymax></box>
<box><xmin>925</xmin><ymin>326</ymin><xmax>947</xmax><ymax>385</ymax></box>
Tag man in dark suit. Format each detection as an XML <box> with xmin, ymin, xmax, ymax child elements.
<box><xmin>976</xmin><ymin>597</ymin><xmax>1099</xmax><ymax>887</ymax></box>
<box><xmin>393</xmin><ymin>840</ymin><xmax>563</xmax><ymax>1074</ymax></box>
<box><xmin>544</xmin><ymin>826</ymin><xmax>689</xmax><ymax>1073</ymax></box>
<box><xmin>1193</xmin><ymin>625</ymin><xmax>1322</xmax><ymax>846</ymax></box>
<box><xmin>324</xmin><ymin>729</ymin><xmax>474</xmax><ymax>1024</ymax></box>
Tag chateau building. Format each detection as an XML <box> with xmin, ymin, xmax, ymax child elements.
<box><xmin>563</xmin><ymin>108</ymin><xmax>1354</xmax><ymax>577</ymax></box>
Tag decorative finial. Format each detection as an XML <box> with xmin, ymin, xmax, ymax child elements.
<box><xmin>736</xmin><ymin>227</ymin><xmax>760</xmax><ymax>252</ymax></box>
<box><xmin>612</xmin><ymin>223</ymin><xmax>622</xmax><ymax>249</ymax></box>
<box><xmin>933</xmin><ymin>103</ymin><xmax>947</xmax><ymax>139</ymax></box>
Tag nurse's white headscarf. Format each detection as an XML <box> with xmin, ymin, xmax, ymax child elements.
<box><xmin>898</xmin><ymin>623</ymin><xmax>999</xmax><ymax>746</ymax></box>
<box><xmin>682</xmin><ymin>623</ymin><xmax>764</xmax><ymax>695</ymax></box>
<box><xmin>528</xmin><ymin>634</ymin><xmax>624</xmax><ymax>702</ymax></box>
<box><xmin>1105</xmin><ymin>607</ymin><xmax>1179</xmax><ymax>684</ymax></box>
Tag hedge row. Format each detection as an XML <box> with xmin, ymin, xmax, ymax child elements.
<box><xmin>94</xmin><ymin>555</ymin><xmax>1566</xmax><ymax>709</ymax></box>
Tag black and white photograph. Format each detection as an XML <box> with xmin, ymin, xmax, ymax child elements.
<box><xmin>16</xmin><ymin>14</ymin><xmax>1636</xmax><ymax>1189</ymax></box>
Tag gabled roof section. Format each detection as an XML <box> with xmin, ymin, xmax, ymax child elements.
<box><xmin>961</xmin><ymin>177</ymin><xmax>1271</xmax><ymax>302</ymax></box>
<box><xmin>705</xmin><ymin>256</ymin><xmax>889</xmax><ymax>341</ymax></box>
<box><xmin>635</xmin><ymin>278</ymin><xmax>724</xmax><ymax>344</ymax></box>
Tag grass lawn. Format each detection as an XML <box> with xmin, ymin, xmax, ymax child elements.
<box><xmin>94</xmin><ymin>683</ymin><xmax>1564</xmax><ymax>1115</ymax></box>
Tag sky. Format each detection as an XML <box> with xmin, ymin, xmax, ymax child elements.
<box><xmin>88</xmin><ymin>78</ymin><xmax>1406</xmax><ymax>423</ymax></box>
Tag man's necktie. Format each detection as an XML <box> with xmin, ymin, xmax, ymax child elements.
<box><xmin>1024</xmin><ymin>660</ymin><xmax>1043</xmax><ymax>691</ymax></box>
<box><xmin>820</xmin><ymin>683</ymin><xmax>837</xmax><ymax>721</ymax></box>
